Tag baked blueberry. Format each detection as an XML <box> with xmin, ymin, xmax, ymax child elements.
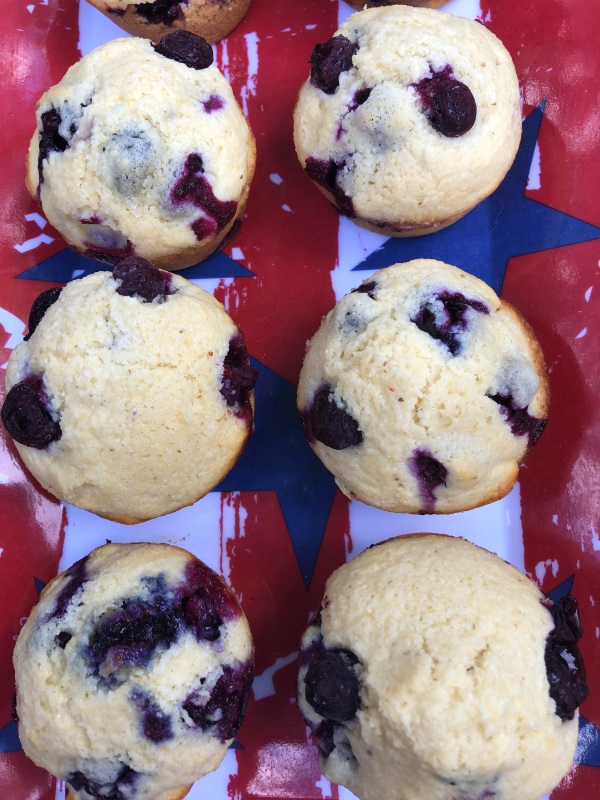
<box><xmin>411</xmin><ymin>290</ymin><xmax>489</xmax><ymax>356</ymax></box>
<box><xmin>310</xmin><ymin>36</ymin><xmax>358</xmax><ymax>95</ymax></box>
<box><xmin>304</xmin><ymin>648</ymin><xmax>361</xmax><ymax>722</ymax></box>
<box><xmin>301</xmin><ymin>384</ymin><xmax>363</xmax><ymax>450</ymax></box>
<box><xmin>183</xmin><ymin>661</ymin><xmax>254</xmax><ymax>742</ymax></box>
<box><xmin>154</xmin><ymin>30</ymin><xmax>214</xmax><ymax>70</ymax></box>
<box><xmin>24</xmin><ymin>287</ymin><xmax>62</xmax><ymax>341</ymax></box>
<box><xmin>113</xmin><ymin>256</ymin><xmax>172</xmax><ymax>303</ymax></box>
<box><xmin>1</xmin><ymin>376</ymin><xmax>61</xmax><ymax>449</ymax></box>
<box><xmin>544</xmin><ymin>594</ymin><xmax>588</xmax><ymax>721</ymax></box>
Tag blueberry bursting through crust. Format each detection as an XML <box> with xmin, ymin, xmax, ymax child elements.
<box><xmin>543</xmin><ymin>593</ymin><xmax>589</xmax><ymax>721</ymax></box>
<box><xmin>301</xmin><ymin>626</ymin><xmax>362</xmax><ymax>759</ymax></box>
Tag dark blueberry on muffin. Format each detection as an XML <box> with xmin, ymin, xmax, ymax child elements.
<box><xmin>301</xmin><ymin>385</ymin><xmax>363</xmax><ymax>450</ymax></box>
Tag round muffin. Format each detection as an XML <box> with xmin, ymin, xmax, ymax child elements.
<box><xmin>298</xmin><ymin>534</ymin><xmax>588</xmax><ymax>800</ymax></box>
<box><xmin>13</xmin><ymin>542</ymin><xmax>254</xmax><ymax>800</ymax></box>
<box><xmin>26</xmin><ymin>33</ymin><xmax>255</xmax><ymax>270</ymax></box>
<box><xmin>293</xmin><ymin>6</ymin><xmax>521</xmax><ymax>236</ymax></box>
<box><xmin>85</xmin><ymin>0</ymin><xmax>252</xmax><ymax>44</ymax></box>
<box><xmin>297</xmin><ymin>260</ymin><xmax>549</xmax><ymax>514</ymax></box>
<box><xmin>1</xmin><ymin>258</ymin><xmax>257</xmax><ymax>523</ymax></box>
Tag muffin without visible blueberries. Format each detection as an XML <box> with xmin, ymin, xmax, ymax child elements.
<box><xmin>27</xmin><ymin>33</ymin><xmax>255</xmax><ymax>270</ymax></box>
<box><xmin>298</xmin><ymin>534</ymin><xmax>588</xmax><ymax>800</ymax></box>
<box><xmin>294</xmin><ymin>6</ymin><xmax>521</xmax><ymax>236</ymax></box>
<box><xmin>85</xmin><ymin>0</ymin><xmax>252</xmax><ymax>45</ymax></box>
<box><xmin>1</xmin><ymin>258</ymin><xmax>257</xmax><ymax>523</ymax></box>
<box><xmin>13</xmin><ymin>542</ymin><xmax>254</xmax><ymax>800</ymax></box>
<box><xmin>298</xmin><ymin>260</ymin><xmax>549</xmax><ymax>514</ymax></box>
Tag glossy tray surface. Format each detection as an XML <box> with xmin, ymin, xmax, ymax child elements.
<box><xmin>0</xmin><ymin>1</ymin><xmax>599</xmax><ymax>799</ymax></box>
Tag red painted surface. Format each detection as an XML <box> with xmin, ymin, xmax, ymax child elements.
<box><xmin>0</xmin><ymin>1</ymin><xmax>598</xmax><ymax>800</ymax></box>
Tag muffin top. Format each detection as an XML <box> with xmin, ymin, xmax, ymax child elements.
<box><xmin>14</xmin><ymin>542</ymin><xmax>254</xmax><ymax>800</ymax></box>
<box><xmin>294</xmin><ymin>6</ymin><xmax>521</xmax><ymax>230</ymax></box>
<box><xmin>3</xmin><ymin>260</ymin><xmax>256</xmax><ymax>522</ymax></box>
<box><xmin>298</xmin><ymin>260</ymin><xmax>549</xmax><ymax>513</ymax></box>
<box><xmin>27</xmin><ymin>35</ymin><xmax>254</xmax><ymax>268</ymax></box>
<box><xmin>298</xmin><ymin>534</ymin><xmax>585</xmax><ymax>800</ymax></box>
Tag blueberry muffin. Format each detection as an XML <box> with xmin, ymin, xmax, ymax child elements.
<box><xmin>297</xmin><ymin>260</ymin><xmax>549</xmax><ymax>513</ymax></box>
<box><xmin>294</xmin><ymin>6</ymin><xmax>520</xmax><ymax>236</ymax></box>
<box><xmin>13</xmin><ymin>542</ymin><xmax>254</xmax><ymax>800</ymax></box>
<box><xmin>85</xmin><ymin>0</ymin><xmax>252</xmax><ymax>44</ymax></box>
<box><xmin>1</xmin><ymin>258</ymin><xmax>257</xmax><ymax>523</ymax></box>
<box><xmin>298</xmin><ymin>534</ymin><xmax>587</xmax><ymax>800</ymax></box>
<box><xmin>26</xmin><ymin>33</ymin><xmax>255</xmax><ymax>270</ymax></box>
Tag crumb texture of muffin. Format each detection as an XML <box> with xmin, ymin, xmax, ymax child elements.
<box><xmin>13</xmin><ymin>542</ymin><xmax>254</xmax><ymax>800</ymax></box>
<box><xmin>86</xmin><ymin>0</ymin><xmax>252</xmax><ymax>44</ymax></box>
<box><xmin>2</xmin><ymin>260</ymin><xmax>257</xmax><ymax>522</ymax></box>
<box><xmin>27</xmin><ymin>34</ymin><xmax>255</xmax><ymax>270</ymax></box>
<box><xmin>298</xmin><ymin>534</ymin><xmax>586</xmax><ymax>800</ymax></box>
<box><xmin>297</xmin><ymin>260</ymin><xmax>549</xmax><ymax>513</ymax></box>
<box><xmin>294</xmin><ymin>6</ymin><xmax>521</xmax><ymax>235</ymax></box>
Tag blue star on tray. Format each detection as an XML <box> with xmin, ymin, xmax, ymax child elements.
<box><xmin>217</xmin><ymin>358</ymin><xmax>338</xmax><ymax>589</ymax></box>
<box><xmin>351</xmin><ymin>101</ymin><xmax>600</xmax><ymax>293</ymax></box>
<box><xmin>16</xmin><ymin>247</ymin><xmax>254</xmax><ymax>283</ymax></box>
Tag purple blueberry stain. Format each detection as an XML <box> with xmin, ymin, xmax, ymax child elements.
<box><xmin>487</xmin><ymin>393</ymin><xmax>547</xmax><ymax>451</ymax></box>
<box><xmin>220</xmin><ymin>332</ymin><xmax>258</xmax><ymax>426</ymax></box>
<box><xmin>84</xmin><ymin>562</ymin><xmax>241</xmax><ymax>685</ymax></box>
<box><xmin>413</xmin><ymin>65</ymin><xmax>477</xmax><ymax>137</ymax></box>
<box><xmin>1</xmin><ymin>376</ymin><xmax>62</xmax><ymax>449</ymax></box>
<box><xmin>203</xmin><ymin>94</ymin><xmax>225</xmax><ymax>113</ymax></box>
<box><xmin>171</xmin><ymin>153</ymin><xmax>238</xmax><ymax>241</ymax></box>
<box><xmin>67</xmin><ymin>764</ymin><xmax>138</xmax><ymax>800</ymax></box>
<box><xmin>130</xmin><ymin>688</ymin><xmax>173</xmax><ymax>743</ymax></box>
<box><xmin>310</xmin><ymin>35</ymin><xmax>358</xmax><ymax>95</ymax></box>
<box><xmin>409</xmin><ymin>449</ymin><xmax>448</xmax><ymax>512</ymax></box>
<box><xmin>411</xmin><ymin>290</ymin><xmax>489</xmax><ymax>356</ymax></box>
<box><xmin>24</xmin><ymin>287</ymin><xmax>62</xmax><ymax>341</ymax></box>
<box><xmin>543</xmin><ymin>593</ymin><xmax>588</xmax><ymax>721</ymax></box>
<box><xmin>87</xmin><ymin>595</ymin><xmax>181</xmax><ymax>678</ymax></box>
<box><xmin>154</xmin><ymin>30</ymin><xmax>213</xmax><ymax>70</ymax></box>
<box><xmin>46</xmin><ymin>556</ymin><xmax>89</xmax><ymax>621</ymax></box>
<box><xmin>304</xmin><ymin>157</ymin><xmax>354</xmax><ymax>217</ymax></box>
<box><xmin>183</xmin><ymin>661</ymin><xmax>254</xmax><ymax>742</ymax></box>
<box><xmin>178</xmin><ymin>558</ymin><xmax>242</xmax><ymax>634</ymax></box>
<box><xmin>182</xmin><ymin>588</ymin><xmax>222</xmax><ymax>642</ymax></box>
<box><xmin>136</xmin><ymin>0</ymin><xmax>187</xmax><ymax>26</ymax></box>
<box><xmin>113</xmin><ymin>257</ymin><xmax>172</xmax><ymax>303</ymax></box>
<box><xmin>348</xmin><ymin>87</ymin><xmax>372</xmax><ymax>112</ymax></box>
<box><xmin>301</xmin><ymin>384</ymin><xmax>362</xmax><ymax>450</ymax></box>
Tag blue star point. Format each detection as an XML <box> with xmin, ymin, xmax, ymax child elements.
<box><xmin>216</xmin><ymin>358</ymin><xmax>338</xmax><ymax>588</ymax></box>
<box><xmin>351</xmin><ymin>102</ymin><xmax>600</xmax><ymax>292</ymax></box>
<box><xmin>16</xmin><ymin>247</ymin><xmax>254</xmax><ymax>284</ymax></box>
